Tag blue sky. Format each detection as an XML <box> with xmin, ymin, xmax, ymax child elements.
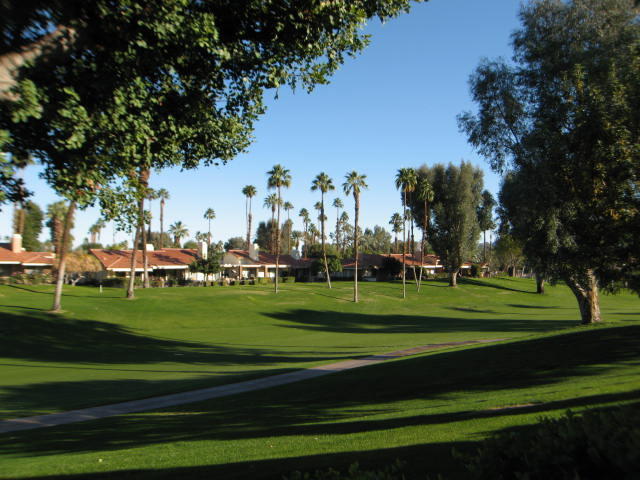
<box><xmin>3</xmin><ymin>0</ymin><xmax>522</xmax><ymax>248</ymax></box>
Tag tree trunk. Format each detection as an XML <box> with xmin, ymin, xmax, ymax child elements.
<box><xmin>565</xmin><ymin>270</ymin><xmax>602</xmax><ymax>324</ymax></box>
<box><xmin>449</xmin><ymin>268</ymin><xmax>459</xmax><ymax>287</ymax></box>
<box><xmin>354</xmin><ymin>195</ymin><xmax>360</xmax><ymax>302</ymax></box>
<box><xmin>483</xmin><ymin>230</ymin><xmax>487</xmax><ymax>263</ymax></box>
<box><xmin>142</xmin><ymin>214</ymin><xmax>150</xmax><ymax>288</ymax></box>
<box><xmin>127</xmin><ymin>207</ymin><xmax>143</xmax><ymax>299</ymax></box>
<box><xmin>160</xmin><ymin>200</ymin><xmax>165</xmax><ymax>249</ymax></box>
<box><xmin>536</xmin><ymin>273</ymin><xmax>545</xmax><ymax>294</ymax></box>
<box><xmin>51</xmin><ymin>200</ymin><xmax>76</xmax><ymax>312</ymax></box>
<box><xmin>321</xmin><ymin>193</ymin><xmax>332</xmax><ymax>289</ymax></box>
<box><xmin>275</xmin><ymin>188</ymin><xmax>281</xmax><ymax>293</ymax></box>
<box><xmin>402</xmin><ymin>192</ymin><xmax>407</xmax><ymax>299</ymax></box>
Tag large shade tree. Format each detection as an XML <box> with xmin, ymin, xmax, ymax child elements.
<box><xmin>1</xmin><ymin>0</ymin><xmax>425</xmax><ymax>309</ymax></box>
<box><xmin>458</xmin><ymin>0</ymin><xmax>640</xmax><ymax>323</ymax></box>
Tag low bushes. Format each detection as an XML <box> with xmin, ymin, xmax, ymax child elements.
<box><xmin>463</xmin><ymin>406</ymin><xmax>640</xmax><ymax>479</ymax></box>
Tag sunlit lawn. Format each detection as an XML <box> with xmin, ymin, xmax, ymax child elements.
<box><xmin>0</xmin><ymin>278</ymin><xmax>638</xmax><ymax>479</ymax></box>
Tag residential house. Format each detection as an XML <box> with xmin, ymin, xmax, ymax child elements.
<box><xmin>0</xmin><ymin>234</ymin><xmax>55</xmax><ymax>277</ymax></box>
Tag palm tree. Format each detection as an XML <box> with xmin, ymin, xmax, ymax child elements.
<box><xmin>395</xmin><ymin>168</ymin><xmax>417</xmax><ymax>299</ymax></box>
<box><xmin>299</xmin><ymin>208</ymin><xmax>310</xmax><ymax>256</ymax></box>
<box><xmin>46</xmin><ymin>201</ymin><xmax>70</xmax><ymax>255</ymax></box>
<box><xmin>332</xmin><ymin>198</ymin><xmax>343</xmax><ymax>253</ymax></box>
<box><xmin>145</xmin><ymin>188</ymin><xmax>159</xmax><ymax>238</ymax></box>
<box><xmin>308</xmin><ymin>223</ymin><xmax>319</xmax><ymax>246</ymax></box>
<box><xmin>389</xmin><ymin>213</ymin><xmax>403</xmax><ymax>254</ymax></box>
<box><xmin>204</xmin><ymin>208</ymin><xmax>216</xmax><ymax>246</ymax></box>
<box><xmin>339</xmin><ymin>211</ymin><xmax>350</xmax><ymax>253</ymax></box>
<box><xmin>88</xmin><ymin>219</ymin><xmax>106</xmax><ymax>244</ymax></box>
<box><xmin>156</xmin><ymin>188</ymin><xmax>170</xmax><ymax>249</ymax></box>
<box><xmin>263</xmin><ymin>193</ymin><xmax>279</xmax><ymax>253</ymax></box>
<box><xmin>242</xmin><ymin>185</ymin><xmax>257</xmax><ymax>250</ymax></box>
<box><xmin>283</xmin><ymin>201</ymin><xmax>294</xmax><ymax>254</ymax></box>
<box><xmin>291</xmin><ymin>230</ymin><xmax>302</xmax><ymax>252</ymax></box>
<box><xmin>267</xmin><ymin>164</ymin><xmax>292</xmax><ymax>293</ymax></box>
<box><xmin>311</xmin><ymin>173</ymin><xmax>335</xmax><ymax>289</ymax></box>
<box><xmin>343</xmin><ymin>171</ymin><xmax>368</xmax><ymax>303</ymax></box>
<box><xmin>415</xmin><ymin>177</ymin><xmax>434</xmax><ymax>291</ymax></box>
<box><xmin>168</xmin><ymin>221</ymin><xmax>189</xmax><ymax>247</ymax></box>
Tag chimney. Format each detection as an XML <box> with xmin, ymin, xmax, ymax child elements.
<box><xmin>197</xmin><ymin>241</ymin><xmax>208</xmax><ymax>260</ymax></box>
<box><xmin>146</xmin><ymin>243</ymin><xmax>154</xmax><ymax>252</ymax></box>
<box><xmin>11</xmin><ymin>234</ymin><xmax>22</xmax><ymax>253</ymax></box>
<box><xmin>249</xmin><ymin>243</ymin><xmax>260</xmax><ymax>262</ymax></box>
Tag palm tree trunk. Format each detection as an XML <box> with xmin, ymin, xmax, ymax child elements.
<box><xmin>142</xmin><ymin>209</ymin><xmax>150</xmax><ymax>289</ymax></box>
<box><xmin>321</xmin><ymin>193</ymin><xmax>332</xmax><ymax>289</ymax></box>
<box><xmin>275</xmin><ymin>188</ymin><xmax>281</xmax><ymax>293</ymax></box>
<box><xmin>51</xmin><ymin>200</ymin><xmax>76</xmax><ymax>312</ymax></box>
<box><xmin>160</xmin><ymin>200</ymin><xmax>165</xmax><ymax>249</ymax></box>
<box><xmin>483</xmin><ymin>230</ymin><xmax>487</xmax><ymax>263</ymax></box>
<box><xmin>418</xmin><ymin>202</ymin><xmax>427</xmax><ymax>292</ymax></box>
<box><xmin>127</xmin><ymin>198</ymin><xmax>144</xmax><ymax>299</ymax></box>
<box><xmin>245</xmin><ymin>197</ymin><xmax>250</xmax><ymax>249</ymax></box>
<box><xmin>402</xmin><ymin>192</ymin><xmax>406</xmax><ymax>299</ymax></box>
<box><xmin>354</xmin><ymin>195</ymin><xmax>360</xmax><ymax>302</ymax></box>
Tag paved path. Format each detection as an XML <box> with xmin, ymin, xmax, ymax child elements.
<box><xmin>0</xmin><ymin>338</ymin><xmax>506</xmax><ymax>434</ymax></box>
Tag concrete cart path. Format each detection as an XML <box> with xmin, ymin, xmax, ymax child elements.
<box><xmin>0</xmin><ymin>338</ymin><xmax>506</xmax><ymax>434</ymax></box>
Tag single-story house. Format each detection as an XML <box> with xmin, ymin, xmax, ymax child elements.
<box><xmin>222</xmin><ymin>244</ymin><xmax>312</xmax><ymax>280</ymax></box>
<box><xmin>0</xmin><ymin>234</ymin><xmax>56</xmax><ymax>277</ymax></box>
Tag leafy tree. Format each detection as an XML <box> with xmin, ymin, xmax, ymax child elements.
<box><xmin>311</xmin><ymin>255</ymin><xmax>343</xmax><ymax>277</ymax></box>
<box><xmin>343</xmin><ymin>171</ymin><xmax>368</xmax><ymax>302</ymax></box>
<box><xmin>242</xmin><ymin>185</ymin><xmax>257</xmax><ymax>250</ymax></box>
<box><xmin>380</xmin><ymin>256</ymin><xmax>402</xmax><ymax>278</ymax></box>
<box><xmin>224</xmin><ymin>236</ymin><xmax>247</xmax><ymax>251</ymax></box>
<box><xmin>395</xmin><ymin>167</ymin><xmax>417</xmax><ymax>297</ymax></box>
<box><xmin>477</xmin><ymin>190</ymin><xmax>496</xmax><ymax>264</ymax></box>
<box><xmin>19</xmin><ymin>200</ymin><xmax>43</xmax><ymax>251</ymax></box>
<box><xmin>458</xmin><ymin>0</ymin><xmax>640</xmax><ymax>323</ymax></box>
<box><xmin>360</xmin><ymin>226</ymin><xmax>392</xmax><ymax>254</ymax></box>
<box><xmin>255</xmin><ymin>220</ymin><xmax>276</xmax><ymax>253</ymax></box>
<box><xmin>312</xmin><ymin>172</ymin><xmax>335</xmax><ymax>289</ymax></box>
<box><xmin>493</xmin><ymin>231</ymin><xmax>525</xmax><ymax>277</ymax></box>
<box><xmin>183</xmin><ymin>240</ymin><xmax>198</xmax><ymax>249</ymax></box>
<box><xmin>282</xmin><ymin>201</ymin><xmax>294</xmax><ymax>254</ymax></box>
<box><xmin>427</xmin><ymin>162</ymin><xmax>483</xmax><ymax>287</ymax></box>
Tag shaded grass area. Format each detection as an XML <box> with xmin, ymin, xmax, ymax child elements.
<box><xmin>0</xmin><ymin>278</ymin><xmax>638</xmax><ymax>420</ymax></box>
<box><xmin>1</xmin><ymin>324</ymin><xmax>639</xmax><ymax>479</ymax></box>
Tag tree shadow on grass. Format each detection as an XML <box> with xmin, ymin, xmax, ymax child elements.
<box><xmin>1</xmin><ymin>326</ymin><xmax>638</xmax><ymax>461</ymax></box>
<box><xmin>266</xmin><ymin>309</ymin><xmax>576</xmax><ymax>335</ymax></box>
<box><xmin>506</xmin><ymin>303</ymin><xmax>561</xmax><ymax>309</ymax></box>
<box><xmin>459</xmin><ymin>278</ymin><xmax>534</xmax><ymax>293</ymax></box>
<box><xmin>0</xmin><ymin>310</ymin><xmax>358</xmax><ymax>366</ymax></box>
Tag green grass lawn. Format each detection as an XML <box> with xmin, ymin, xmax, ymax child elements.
<box><xmin>0</xmin><ymin>278</ymin><xmax>638</xmax><ymax>479</ymax></box>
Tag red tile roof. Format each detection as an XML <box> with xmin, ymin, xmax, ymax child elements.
<box><xmin>342</xmin><ymin>253</ymin><xmax>442</xmax><ymax>269</ymax></box>
<box><xmin>0</xmin><ymin>245</ymin><xmax>55</xmax><ymax>265</ymax></box>
<box><xmin>90</xmin><ymin>248</ymin><xmax>198</xmax><ymax>270</ymax></box>
<box><xmin>225</xmin><ymin>250</ymin><xmax>312</xmax><ymax>268</ymax></box>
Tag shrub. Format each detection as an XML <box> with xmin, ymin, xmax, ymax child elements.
<box><xmin>101</xmin><ymin>277</ymin><xmax>126</xmax><ymax>288</ymax></box>
<box><xmin>462</xmin><ymin>406</ymin><xmax>640</xmax><ymax>480</ymax></box>
<box><xmin>284</xmin><ymin>461</ymin><xmax>405</xmax><ymax>480</ymax></box>
<box><xmin>470</xmin><ymin>263</ymin><xmax>481</xmax><ymax>278</ymax></box>
<box><xmin>283</xmin><ymin>276</ymin><xmax>296</xmax><ymax>283</ymax></box>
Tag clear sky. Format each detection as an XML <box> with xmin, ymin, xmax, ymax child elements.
<box><xmin>2</xmin><ymin>0</ymin><xmax>522</xmax><ymax>248</ymax></box>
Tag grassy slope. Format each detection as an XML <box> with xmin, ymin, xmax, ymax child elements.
<box><xmin>0</xmin><ymin>278</ymin><xmax>638</xmax><ymax>479</ymax></box>
<box><xmin>2</xmin><ymin>277</ymin><xmax>626</xmax><ymax>419</ymax></box>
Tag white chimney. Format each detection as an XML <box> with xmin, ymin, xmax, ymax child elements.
<box><xmin>197</xmin><ymin>241</ymin><xmax>208</xmax><ymax>260</ymax></box>
<box><xmin>146</xmin><ymin>243</ymin><xmax>154</xmax><ymax>252</ymax></box>
<box><xmin>249</xmin><ymin>243</ymin><xmax>260</xmax><ymax>262</ymax></box>
<box><xmin>11</xmin><ymin>234</ymin><xmax>22</xmax><ymax>253</ymax></box>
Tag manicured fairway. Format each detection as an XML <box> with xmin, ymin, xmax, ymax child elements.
<box><xmin>0</xmin><ymin>278</ymin><xmax>638</xmax><ymax>479</ymax></box>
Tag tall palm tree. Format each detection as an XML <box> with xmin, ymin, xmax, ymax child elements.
<box><xmin>88</xmin><ymin>219</ymin><xmax>106</xmax><ymax>244</ymax></box>
<box><xmin>283</xmin><ymin>201</ymin><xmax>294</xmax><ymax>254</ymax></box>
<box><xmin>291</xmin><ymin>230</ymin><xmax>302</xmax><ymax>252</ymax></box>
<box><xmin>145</xmin><ymin>188</ymin><xmax>159</xmax><ymax>238</ymax></box>
<box><xmin>242</xmin><ymin>185</ymin><xmax>257</xmax><ymax>250</ymax></box>
<box><xmin>299</xmin><ymin>208</ymin><xmax>310</xmax><ymax>256</ymax></box>
<box><xmin>263</xmin><ymin>193</ymin><xmax>279</xmax><ymax>253</ymax></box>
<box><xmin>267</xmin><ymin>164</ymin><xmax>292</xmax><ymax>293</ymax></box>
<box><xmin>168</xmin><ymin>221</ymin><xmax>189</xmax><ymax>247</ymax></box>
<box><xmin>395</xmin><ymin>168</ymin><xmax>417</xmax><ymax>299</ymax></box>
<box><xmin>46</xmin><ymin>201</ymin><xmax>70</xmax><ymax>255</ymax></box>
<box><xmin>156</xmin><ymin>188</ymin><xmax>170</xmax><ymax>249</ymax></box>
<box><xmin>332</xmin><ymin>198</ymin><xmax>343</xmax><ymax>253</ymax></box>
<box><xmin>415</xmin><ymin>177</ymin><xmax>434</xmax><ymax>291</ymax></box>
<box><xmin>308</xmin><ymin>223</ymin><xmax>319</xmax><ymax>246</ymax></box>
<box><xmin>311</xmin><ymin>173</ymin><xmax>335</xmax><ymax>289</ymax></box>
<box><xmin>343</xmin><ymin>171</ymin><xmax>368</xmax><ymax>303</ymax></box>
<box><xmin>389</xmin><ymin>212</ymin><xmax>403</xmax><ymax>254</ymax></box>
<box><xmin>203</xmin><ymin>208</ymin><xmax>216</xmax><ymax>246</ymax></box>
